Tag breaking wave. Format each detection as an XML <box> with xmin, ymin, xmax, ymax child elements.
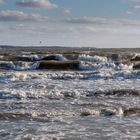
<box><xmin>0</xmin><ymin>61</ymin><xmax>39</xmax><ymax>70</ymax></box>
<box><xmin>0</xmin><ymin>53</ymin><xmax>137</xmax><ymax>71</ymax></box>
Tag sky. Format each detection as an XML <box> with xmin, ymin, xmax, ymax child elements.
<box><xmin>0</xmin><ymin>0</ymin><xmax>140</xmax><ymax>47</ymax></box>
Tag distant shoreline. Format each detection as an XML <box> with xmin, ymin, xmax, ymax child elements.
<box><xmin>0</xmin><ymin>45</ymin><xmax>96</xmax><ymax>48</ymax></box>
<box><xmin>0</xmin><ymin>45</ymin><xmax>140</xmax><ymax>55</ymax></box>
<box><xmin>0</xmin><ymin>45</ymin><xmax>140</xmax><ymax>49</ymax></box>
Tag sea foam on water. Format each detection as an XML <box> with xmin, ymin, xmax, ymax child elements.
<box><xmin>0</xmin><ymin>47</ymin><xmax>140</xmax><ymax>139</ymax></box>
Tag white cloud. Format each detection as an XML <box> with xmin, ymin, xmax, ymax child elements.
<box><xmin>77</xmin><ymin>26</ymin><xmax>119</xmax><ymax>34</ymax></box>
<box><xmin>16</xmin><ymin>0</ymin><xmax>57</xmax><ymax>9</ymax></box>
<box><xmin>76</xmin><ymin>26</ymin><xmax>140</xmax><ymax>35</ymax></box>
<box><xmin>64</xmin><ymin>9</ymin><xmax>71</xmax><ymax>15</ymax></box>
<box><xmin>128</xmin><ymin>0</ymin><xmax>140</xmax><ymax>2</ymax></box>
<box><xmin>8</xmin><ymin>24</ymin><xmax>75</xmax><ymax>34</ymax></box>
<box><xmin>66</xmin><ymin>16</ymin><xmax>140</xmax><ymax>26</ymax></box>
<box><xmin>126</xmin><ymin>10</ymin><xmax>133</xmax><ymax>14</ymax></box>
<box><xmin>125</xmin><ymin>5</ymin><xmax>140</xmax><ymax>14</ymax></box>
<box><xmin>0</xmin><ymin>10</ymin><xmax>48</xmax><ymax>22</ymax></box>
<box><xmin>134</xmin><ymin>5</ymin><xmax>140</xmax><ymax>10</ymax></box>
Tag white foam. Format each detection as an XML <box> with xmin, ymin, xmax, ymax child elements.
<box><xmin>46</xmin><ymin>90</ymin><xmax>64</xmax><ymax>99</ymax></box>
<box><xmin>0</xmin><ymin>55</ymin><xmax>4</xmax><ymax>59</ymax></box>
<box><xmin>11</xmin><ymin>72</ymin><xmax>30</xmax><ymax>81</ymax></box>
<box><xmin>22</xmin><ymin>54</ymin><xmax>42</xmax><ymax>61</ymax></box>
<box><xmin>55</xmin><ymin>54</ymin><xmax>67</xmax><ymax>61</ymax></box>
<box><xmin>13</xmin><ymin>62</ymin><xmax>39</xmax><ymax>70</ymax></box>
<box><xmin>0</xmin><ymin>61</ymin><xmax>39</xmax><ymax>70</ymax></box>
<box><xmin>79</xmin><ymin>61</ymin><xmax>116</xmax><ymax>71</ymax></box>
<box><xmin>132</xmin><ymin>53</ymin><xmax>140</xmax><ymax>59</ymax></box>
<box><xmin>79</xmin><ymin>54</ymin><xmax>108</xmax><ymax>62</ymax></box>
<box><xmin>0</xmin><ymin>72</ymin><xmax>140</xmax><ymax>100</ymax></box>
<box><xmin>0</xmin><ymin>61</ymin><xmax>15</xmax><ymax>69</ymax></box>
<box><xmin>43</xmin><ymin>54</ymin><xmax>67</xmax><ymax>61</ymax></box>
<box><xmin>114</xmin><ymin>63</ymin><xmax>133</xmax><ymax>70</ymax></box>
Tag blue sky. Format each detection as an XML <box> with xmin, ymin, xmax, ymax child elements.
<box><xmin>0</xmin><ymin>0</ymin><xmax>140</xmax><ymax>47</ymax></box>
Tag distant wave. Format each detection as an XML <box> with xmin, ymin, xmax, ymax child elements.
<box><xmin>0</xmin><ymin>52</ymin><xmax>140</xmax><ymax>71</ymax></box>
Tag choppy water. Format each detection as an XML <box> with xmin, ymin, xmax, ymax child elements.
<box><xmin>0</xmin><ymin>46</ymin><xmax>140</xmax><ymax>140</ymax></box>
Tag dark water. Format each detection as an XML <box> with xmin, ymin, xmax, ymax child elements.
<box><xmin>0</xmin><ymin>46</ymin><xmax>140</xmax><ymax>140</ymax></box>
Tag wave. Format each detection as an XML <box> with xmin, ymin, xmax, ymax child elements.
<box><xmin>0</xmin><ymin>111</ymin><xmax>50</xmax><ymax>122</ymax></box>
<box><xmin>86</xmin><ymin>89</ymin><xmax>140</xmax><ymax>97</ymax></box>
<box><xmin>130</xmin><ymin>53</ymin><xmax>140</xmax><ymax>61</ymax></box>
<box><xmin>0</xmin><ymin>61</ymin><xmax>39</xmax><ymax>70</ymax></box>
<box><xmin>42</xmin><ymin>54</ymin><xmax>66</xmax><ymax>61</ymax></box>
<box><xmin>80</xmin><ymin>107</ymin><xmax>140</xmax><ymax>117</ymax></box>
<box><xmin>0</xmin><ymin>70</ymin><xmax>140</xmax><ymax>84</ymax></box>
<box><xmin>38</xmin><ymin>60</ymin><xmax>80</xmax><ymax>70</ymax></box>
<box><xmin>10</xmin><ymin>54</ymin><xmax>66</xmax><ymax>62</ymax></box>
<box><xmin>78</xmin><ymin>54</ymin><xmax>108</xmax><ymax>62</ymax></box>
<box><xmin>0</xmin><ymin>61</ymin><xmax>133</xmax><ymax>71</ymax></box>
<box><xmin>13</xmin><ymin>54</ymin><xmax>42</xmax><ymax>62</ymax></box>
<box><xmin>1</xmin><ymin>106</ymin><xmax>140</xmax><ymax>125</ymax></box>
<box><xmin>0</xmin><ymin>53</ymin><xmax>140</xmax><ymax>71</ymax></box>
<box><xmin>0</xmin><ymin>88</ymin><xmax>139</xmax><ymax>101</ymax></box>
<box><xmin>0</xmin><ymin>112</ymin><xmax>32</xmax><ymax>121</ymax></box>
<box><xmin>1</xmin><ymin>107</ymin><xmax>140</xmax><ymax>122</ymax></box>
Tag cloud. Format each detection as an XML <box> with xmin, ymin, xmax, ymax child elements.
<box><xmin>77</xmin><ymin>26</ymin><xmax>118</xmax><ymax>34</ymax></box>
<box><xmin>134</xmin><ymin>5</ymin><xmax>140</xmax><ymax>10</ymax></box>
<box><xmin>0</xmin><ymin>0</ymin><xmax>5</xmax><ymax>4</ymax></box>
<box><xmin>0</xmin><ymin>27</ymin><xmax>7</xmax><ymax>32</ymax></box>
<box><xmin>128</xmin><ymin>0</ymin><xmax>140</xmax><ymax>2</ymax></box>
<box><xmin>16</xmin><ymin>0</ymin><xmax>57</xmax><ymax>9</ymax></box>
<box><xmin>76</xmin><ymin>26</ymin><xmax>140</xmax><ymax>35</ymax></box>
<box><xmin>126</xmin><ymin>10</ymin><xmax>133</xmax><ymax>14</ymax></box>
<box><xmin>0</xmin><ymin>10</ymin><xmax>48</xmax><ymax>22</ymax></box>
<box><xmin>125</xmin><ymin>5</ymin><xmax>140</xmax><ymax>14</ymax></box>
<box><xmin>8</xmin><ymin>24</ymin><xmax>75</xmax><ymax>34</ymax></box>
<box><xmin>66</xmin><ymin>16</ymin><xmax>140</xmax><ymax>26</ymax></box>
<box><xmin>126</xmin><ymin>0</ymin><xmax>140</xmax><ymax>14</ymax></box>
<box><xmin>64</xmin><ymin>9</ymin><xmax>71</xmax><ymax>15</ymax></box>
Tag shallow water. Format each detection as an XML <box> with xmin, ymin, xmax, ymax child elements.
<box><xmin>0</xmin><ymin>47</ymin><xmax>140</xmax><ymax>140</ymax></box>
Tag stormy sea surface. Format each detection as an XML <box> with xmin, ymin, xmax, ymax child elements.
<box><xmin>0</xmin><ymin>46</ymin><xmax>140</xmax><ymax>140</ymax></box>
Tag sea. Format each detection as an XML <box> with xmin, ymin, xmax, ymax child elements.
<box><xmin>0</xmin><ymin>46</ymin><xmax>140</xmax><ymax>140</ymax></box>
